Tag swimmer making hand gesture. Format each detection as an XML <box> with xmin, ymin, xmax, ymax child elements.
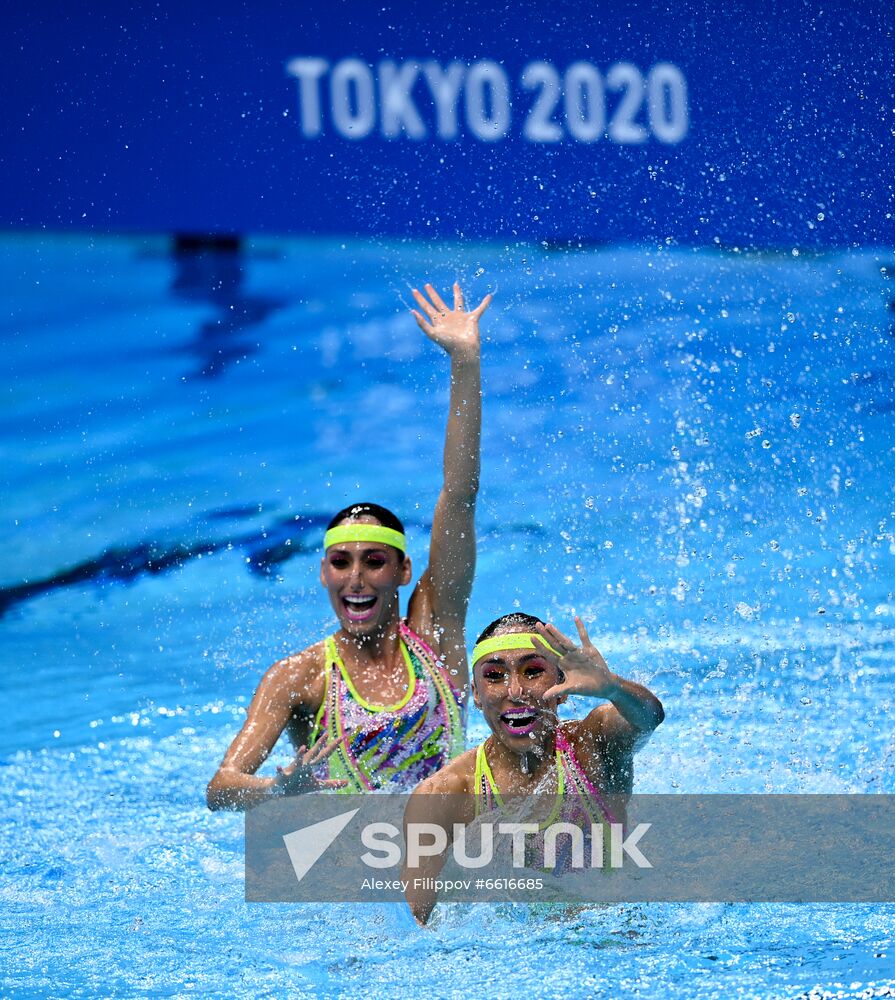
<box><xmin>207</xmin><ymin>283</ymin><xmax>491</xmax><ymax>809</ymax></box>
<box><xmin>402</xmin><ymin>612</ymin><xmax>664</xmax><ymax>924</ymax></box>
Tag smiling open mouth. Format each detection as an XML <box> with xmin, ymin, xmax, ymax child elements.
<box><xmin>500</xmin><ymin>708</ymin><xmax>539</xmax><ymax>735</ymax></box>
<box><xmin>342</xmin><ymin>594</ymin><xmax>378</xmax><ymax>621</ymax></box>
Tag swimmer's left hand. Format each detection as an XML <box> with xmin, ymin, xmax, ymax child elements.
<box><xmin>275</xmin><ymin>735</ymin><xmax>350</xmax><ymax>795</ymax></box>
<box><xmin>532</xmin><ymin>617</ymin><xmax>619</xmax><ymax>701</ymax></box>
<box><xmin>410</xmin><ymin>282</ymin><xmax>491</xmax><ymax>361</ymax></box>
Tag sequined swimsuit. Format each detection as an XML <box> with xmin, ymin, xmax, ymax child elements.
<box><xmin>474</xmin><ymin>726</ymin><xmax>619</xmax><ymax>870</ymax></box>
<box><xmin>309</xmin><ymin>621</ymin><xmax>465</xmax><ymax>792</ymax></box>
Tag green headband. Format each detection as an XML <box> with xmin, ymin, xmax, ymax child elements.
<box><xmin>471</xmin><ymin>632</ymin><xmax>559</xmax><ymax>666</ymax></box>
<box><xmin>323</xmin><ymin>524</ymin><xmax>407</xmax><ymax>553</ymax></box>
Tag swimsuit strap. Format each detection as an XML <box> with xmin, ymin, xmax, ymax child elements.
<box><xmin>308</xmin><ymin>643</ymin><xmax>333</xmax><ymax>747</ymax></box>
<box><xmin>334</xmin><ymin>633</ymin><xmax>417</xmax><ymax>712</ymax></box>
<box><xmin>311</xmin><ymin>626</ymin><xmax>464</xmax><ymax>792</ymax></box>
<box><xmin>555</xmin><ymin>727</ymin><xmax>618</xmax><ymax>826</ymax></box>
<box><xmin>399</xmin><ymin>622</ymin><xmax>465</xmax><ymax>760</ymax></box>
<box><xmin>473</xmin><ymin>743</ymin><xmax>494</xmax><ymax>817</ymax></box>
<box><xmin>318</xmin><ymin>635</ymin><xmax>372</xmax><ymax>792</ymax></box>
<box><xmin>473</xmin><ymin>740</ymin><xmax>565</xmax><ymax>828</ymax></box>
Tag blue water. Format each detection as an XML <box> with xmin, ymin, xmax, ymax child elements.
<box><xmin>2</xmin><ymin>233</ymin><xmax>894</xmax><ymax>998</ymax></box>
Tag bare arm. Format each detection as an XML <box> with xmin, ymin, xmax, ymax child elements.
<box><xmin>535</xmin><ymin>617</ymin><xmax>665</xmax><ymax>751</ymax></box>
<box><xmin>407</xmin><ymin>283</ymin><xmax>491</xmax><ymax>684</ymax></box>
<box><xmin>401</xmin><ymin>764</ymin><xmax>471</xmax><ymax>925</ymax></box>
<box><xmin>206</xmin><ymin>649</ymin><xmax>344</xmax><ymax>810</ymax></box>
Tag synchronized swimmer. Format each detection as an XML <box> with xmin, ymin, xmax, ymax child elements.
<box><xmin>207</xmin><ymin>283</ymin><xmax>491</xmax><ymax>807</ymax></box>
<box><xmin>206</xmin><ymin>281</ymin><xmax>664</xmax><ymax>929</ymax></box>
<box><xmin>402</xmin><ymin>612</ymin><xmax>664</xmax><ymax>924</ymax></box>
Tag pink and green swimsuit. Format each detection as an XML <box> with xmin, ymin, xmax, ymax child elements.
<box><xmin>309</xmin><ymin>621</ymin><xmax>465</xmax><ymax>792</ymax></box>
<box><xmin>474</xmin><ymin>726</ymin><xmax>619</xmax><ymax>871</ymax></box>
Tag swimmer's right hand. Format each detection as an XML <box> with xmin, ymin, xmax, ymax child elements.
<box><xmin>274</xmin><ymin>736</ymin><xmax>350</xmax><ymax>795</ymax></box>
<box><xmin>410</xmin><ymin>282</ymin><xmax>491</xmax><ymax>361</ymax></box>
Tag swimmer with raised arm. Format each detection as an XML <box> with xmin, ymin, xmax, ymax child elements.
<box><xmin>207</xmin><ymin>283</ymin><xmax>491</xmax><ymax>809</ymax></box>
<box><xmin>402</xmin><ymin>612</ymin><xmax>664</xmax><ymax>925</ymax></box>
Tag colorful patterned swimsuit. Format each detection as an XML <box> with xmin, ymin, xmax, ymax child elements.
<box><xmin>474</xmin><ymin>727</ymin><xmax>619</xmax><ymax>871</ymax></box>
<box><xmin>309</xmin><ymin>621</ymin><xmax>465</xmax><ymax>792</ymax></box>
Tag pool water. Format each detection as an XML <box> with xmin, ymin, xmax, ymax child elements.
<box><xmin>1</xmin><ymin>233</ymin><xmax>894</xmax><ymax>998</ymax></box>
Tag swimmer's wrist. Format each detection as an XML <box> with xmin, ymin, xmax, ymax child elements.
<box><xmin>448</xmin><ymin>347</ymin><xmax>481</xmax><ymax>367</ymax></box>
<box><xmin>596</xmin><ymin>674</ymin><xmax>623</xmax><ymax>700</ymax></box>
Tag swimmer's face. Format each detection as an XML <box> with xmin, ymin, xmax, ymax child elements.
<box><xmin>472</xmin><ymin>632</ymin><xmax>564</xmax><ymax>751</ymax></box>
<box><xmin>320</xmin><ymin>516</ymin><xmax>411</xmax><ymax>636</ymax></box>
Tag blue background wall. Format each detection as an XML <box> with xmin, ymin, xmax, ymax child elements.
<box><xmin>3</xmin><ymin>1</ymin><xmax>892</xmax><ymax>245</ymax></box>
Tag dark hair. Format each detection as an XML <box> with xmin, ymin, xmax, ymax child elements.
<box><xmin>475</xmin><ymin>612</ymin><xmax>544</xmax><ymax>645</ymax></box>
<box><xmin>327</xmin><ymin>502</ymin><xmax>404</xmax><ymax>534</ymax></box>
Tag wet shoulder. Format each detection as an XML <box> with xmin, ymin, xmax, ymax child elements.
<box><xmin>265</xmin><ymin>639</ymin><xmax>328</xmax><ymax>713</ymax></box>
<box><xmin>413</xmin><ymin>745</ymin><xmax>477</xmax><ymax>797</ymax></box>
<box><xmin>561</xmin><ymin>716</ymin><xmax>634</xmax><ymax>795</ymax></box>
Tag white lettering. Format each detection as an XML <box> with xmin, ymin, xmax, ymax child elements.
<box><xmin>331</xmin><ymin>59</ymin><xmax>375</xmax><ymax>139</ymax></box>
<box><xmin>360</xmin><ymin>821</ymin><xmax>402</xmax><ymax>868</ymax></box>
<box><xmin>465</xmin><ymin>60</ymin><xmax>511</xmax><ymax>142</ymax></box>
<box><xmin>361</xmin><ymin>877</ymin><xmax>408</xmax><ymax>891</ymax></box>
<box><xmin>286</xmin><ymin>55</ymin><xmax>690</xmax><ymax>147</ymax></box>
<box><xmin>379</xmin><ymin>60</ymin><xmax>426</xmax><ymax>139</ymax></box>
<box><xmin>286</xmin><ymin>57</ymin><xmax>329</xmax><ymax>137</ymax></box>
<box><xmin>542</xmin><ymin>822</ymin><xmax>586</xmax><ymax>870</ymax></box>
<box><xmin>607</xmin><ymin>62</ymin><xmax>648</xmax><ymax>144</ymax></box>
<box><xmin>451</xmin><ymin>822</ymin><xmax>493</xmax><ymax>868</ymax></box>
<box><xmin>610</xmin><ymin>822</ymin><xmax>652</xmax><ymax>868</ymax></box>
<box><xmin>590</xmin><ymin>823</ymin><xmax>605</xmax><ymax>867</ymax></box>
<box><xmin>422</xmin><ymin>61</ymin><xmax>465</xmax><ymax>139</ymax></box>
<box><xmin>497</xmin><ymin>822</ymin><xmax>539</xmax><ymax>867</ymax></box>
<box><xmin>406</xmin><ymin>822</ymin><xmax>448</xmax><ymax>866</ymax></box>
<box><xmin>648</xmin><ymin>63</ymin><xmax>689</xmax><ymax>144</ymax></box>
<box><xmin>564</xmin><ymin>61</ymin><xmax>605</xmax><ymax>142</ymax></box>
<box><xmin>521</xmin><ymin>61</ymin><xmax>562</xmax><ymax>142</ymax></box>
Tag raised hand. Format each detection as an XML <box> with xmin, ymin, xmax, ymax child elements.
<box><xmin>532</xmin><ymin>617</ymin><xmax>618</xmax><ymax>702</ymax></box>
<box><xmin>410</xmin><ymin>282</ymin><xmax>491</xmax><ymax>361</ymax></box>
<box><xmin>274</xmin><ymin>736</ymin><xmax>350</xmax><ymax>795</ymax></box>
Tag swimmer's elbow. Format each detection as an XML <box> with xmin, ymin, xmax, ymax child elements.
<box><xmin>206</xmin><ymin>773</ymin><xmax>229</xmax><ymax>811</ymax></box>
<box><xmin>641</xmin><ymin>698</ymin><xmax>665</xmax><ymax>736</ymax></box>
<box><xmin>632</xmin><ymin>696</ymin><xmax>664</xmax><ymax>740</ymax></box>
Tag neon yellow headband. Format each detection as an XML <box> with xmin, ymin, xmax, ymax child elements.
<box><xmin>323</xmin><ymin>524</ymin><xmax>407</xmax><ymax>553</ymax></box>
<box><xmin>471</xmin><ymin>632</ymin><xmax>559</xmax><ymax>666</ymax></box>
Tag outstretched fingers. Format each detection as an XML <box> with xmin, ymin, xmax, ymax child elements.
<box><xmin>536</xmin><ymin>620</ymin><xmax>577</xmax><ymax>655</ymax></box>
<box><xmin>412</xmin><ymin>286</ymin><xmax>438</xmax><ymax>320</ymax></box>
<box><xmin>424</xmin><ymin>282</ymin><xmax>450</xmax><ymax>313</ymax></box>
<box><xmin>531</xmin><ymin>631</ymin><xmax>561</xmax><ymax>664</ymax></box>
<box><xmin>541</xmin><ymin>682</ymin><xmax>566</xmax><ymax>701</ymax></box>
<box><xmin>305</xmin><ymin>735</ymin><xmax>345</xmax><ymax>765</ymax></box>
<box><xmin>573</xmin><ymin>615</ymin><xmax>594</xmax><ymax>648</ymax></box>
<box><xmin>453</xmin><ymin>282</ymin><xmax>464</xmax><ymax>310</ymax></box>
<box><xmin>410</xmin><ymin>309</ymin><xmax>434</xmax><ymax>335</ymax></box>
<box><xmin>471</xmin><ymin>292</ymin><xmax>493</xmax><ymax>319</ymax></box>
